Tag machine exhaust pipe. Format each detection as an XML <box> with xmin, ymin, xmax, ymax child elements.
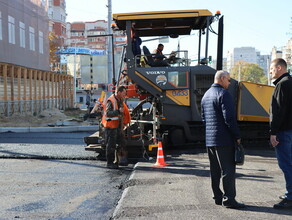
<box><xmin>216</xmin><ymin>16</ymin><xmax>224</xmax><ymax>70</ymax></box>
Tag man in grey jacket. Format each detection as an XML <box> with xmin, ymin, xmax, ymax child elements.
<box><xmin>201</xmin><ymin>70</ymin><xmax>245</xmax><ymax>209</ymax></box>
<box><xmin>269</xmin><ymin>58</ymin><xmax>292</xmax><ymax>209</ymax></box>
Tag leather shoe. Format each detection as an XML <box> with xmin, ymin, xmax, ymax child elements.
<box><xmin>215</xmin><ymin>199</ymin><xmax>222</xmax><ymax>205</ymax></box>
<box><xmin>273</xmin><ymin>199</ymin><xmax>292</xmax><ymax>209</ymax></box>
<box><xmin>223</xmin><ymin>199</ymin><xmax>246</xmax><ymax>209</ymax></box>
<box><xmin>213</xmin><ymin>196</ymin><xmax>223</xmax><ymax>205</ymax></box>
<box><xmin>107</xmin><ymin>163</ymin><xmax>119</xmax><ymax>169</ymax></box>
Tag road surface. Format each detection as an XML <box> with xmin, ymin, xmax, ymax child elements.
<box><xmin>0</xmin><ymin>132</ymin><xmax>133</xmax><ymax>219</ymax></box>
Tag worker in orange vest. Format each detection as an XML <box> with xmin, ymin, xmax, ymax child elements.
<box><xmin>102</xmin><ymin>86</ymin><xmax>131</xmax><ymax>169</ymax></box>
<box><xmin>152</xmin><ymin>44</ymin><xmax>169</xmax><ymax>66</ymax></box>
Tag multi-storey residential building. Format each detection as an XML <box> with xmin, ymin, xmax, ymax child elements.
<box><xmin>48</xmin><ymin>0</ymin><xmax>66</xmax><ymax>41</ymax></box>
<box><xmin>227</xmin><ymin>47</ymin><xmax>257</xmax><ymax>72</ymax></box>
<box><xmin>0</xmin><ymin>0</ymin><xmax>50</xmax><ymax>70</ymax></box>
<box><xmin>65</xmin><ymin>19</ymin><xmax>126</xmax><ymax>85</ymax></box>
<box><xmin>64</xmin><ymin>20</ymin><xmax>127</xmax><ymax>104</ymax></box>
<box><xmin>227</xmin><ymin>47</ymin><xmax>271</xmax><ymax>76</ymax></box>
<box><xmin>65</xmin><ymin>20</ymin><xmax>126</xmax><ymax>52</ymax></box>
<box><xmin>282</xmin><ymin>38</ymin><xmax>292</xmax><ymax>72</ymax></box>
<box><xmin>257</xmin><ymin>53</ymin><xmax>270</xmax><ymax>76</ymax></box>
<box><xmin>271</xmin><ymin>38</ymin><xmax>292</xmax><ymax>73</ymax></box>
<box><xmin>271</xmin><ymin>47</ymin><xmax>283</xmax><ymax>60</ymax></box>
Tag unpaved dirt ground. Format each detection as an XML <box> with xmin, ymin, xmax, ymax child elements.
<box><xmin>0</xmin><ymin>108</ymin><xmax>94</xmax><ymax>127</ymax></box>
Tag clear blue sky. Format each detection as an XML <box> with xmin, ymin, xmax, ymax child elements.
<box><xmin>66</xmin><ymin>0</ymin><xmax>291</xmax><ymax>57</ymax></box>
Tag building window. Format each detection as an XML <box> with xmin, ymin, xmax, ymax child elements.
<box><xmin>29</xmin><ymin>26</ymin><xmax>35</xmax><ymax>51</ymax></box>
<box><xmin>0</xmin><ymin>12</ymin><xmax>2</xmax><ymax>40</ymax></box>
<box><xmin>8</xmin><ymin>16</ymin><xmax>15</xmax><ymax>44</ymax></box>
<box><xmin>49</xmin><ymin>23</ymin><xmax>53</xmax><ymax>32</ymax></box>
<box><xmin>39</xmin><ymin>31</ymin><xmax>43</xmax><ymax>54</ymax></box>
<box><xmin>19</xmin><ymin>22</ymin><xmax>25</xmax><ymax>48</ymax></box>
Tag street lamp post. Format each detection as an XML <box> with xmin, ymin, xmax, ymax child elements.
<box><xmin>238</xmin><ymin>62</ymin><xmax>241</xmax><ymax>82</ymax></box>
<box><xmin>177</xmin><ymin>34</ymin><xmax>195</xmax><ymax>58</ymax></box>
<box><xmin>73</xmin><ymin>42</ymin><xmax>77</xmax><ymax>106</ymax></box>
<box><xmin>107</xmin><ymin>0</ymin><xmax>113</xmax><ymax>86</ymax></box>
<box><xmin>238</xmin><ymin>55</ymin><xmax>243</xmax><ymax>82</ymax></box>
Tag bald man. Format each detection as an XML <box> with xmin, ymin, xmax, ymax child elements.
<box><xmin>201</xmin><ymin>70</ymin><xmax>245</xmax><ymax>209</ymax></box>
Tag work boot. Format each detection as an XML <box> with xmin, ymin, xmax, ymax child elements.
<box><xmin>223</xmin><ymin>199</ymin><xmax>246</xmax><ymax>209</ymax></box>
<box><xmin>273</xmin><ymin>198</ymin><xmax>292</xmax><ymax>209</ymax></box>
<box><xmin>117</xmin><ymin>149</ymin><xmax>128</xmax><ymax>166</ymax></box>
<box><xmin>106</xmin><ymin>163</ymin><xmax>119</xmax><ymax>169</ymax></box>
<box><xmin>118</xmin><ymin>157</ymin><xmax>129</xmax><ymax>166</ymax></box>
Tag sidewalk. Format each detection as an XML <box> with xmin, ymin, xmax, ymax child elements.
<box><xmin>0</xmin><ymin>125</ymin><xmax>98</xmax><ymax>133</ymax></box>
<box><xmin>113</xmin><ymin>149</ymin><xmax>292</xmax><ymax>219</ymax></box>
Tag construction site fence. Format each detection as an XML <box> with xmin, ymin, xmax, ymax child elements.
<box><xmin>0</xmin><ymin>62</ymin><xmax>74</xmax><ymax>117</ymax></box>
<box><xmin>0</xmin><ymin>98</ymin><xmax>70</xmax><ymax>117</ymax></box>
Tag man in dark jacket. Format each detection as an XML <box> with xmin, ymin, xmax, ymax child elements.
<box><xmin>269</xmin><ymin>58</ymin><xmax>292</xmax><ymax>209</ymax></box>
<box><xmin>201</xmin><ymin>70</ymin><xmax>245</xmax><ymax>209</ymax></box>
<box><xmin>132</xmin><ymin>32</ymin><xmax>142</xmax><ymax>66</ymax></box>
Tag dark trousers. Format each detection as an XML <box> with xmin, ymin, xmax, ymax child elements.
<box><xmin>275</xmin><ymin>130</ymin><xmax>292</xmax><ymax>200</ymax></box>
<box><xmin>207</xmin><ymin>145</ymin><xmax>236</xmax><ymax>201</ymax></box>
<box><xmin>105</xmin><ymin>128</ymin><xmax>125</xmax><ymax>165</ymax></box>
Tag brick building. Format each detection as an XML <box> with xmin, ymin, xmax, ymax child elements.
<box><xmin>65</xmin><ymin>20</ymin><xmax>125</xmax><ymax>53</ymax></box>
<box><xmin>48</xmin><ymin>0</ymin><xmax>67</xmax><ymax>41</ymax></box>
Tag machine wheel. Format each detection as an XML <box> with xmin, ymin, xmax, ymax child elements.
<box><xmin>170</xmin><ymin>128</ymin><xmax>186</xmax><ymax>147</ymax></box>
<box><xmin>161</xmin><ymin>133</ymin><xmax>169</xmax><ymax>150</ymax></box>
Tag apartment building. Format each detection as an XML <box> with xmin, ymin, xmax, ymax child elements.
<box><xmin>65</xmin><ymin>20</ymin><xmax>126</xmax><ymax>53</ymax></box>
<box><xmin>272</xmin><ymin>38</ymin><xmax>292</xmax><ymax>73</ymax></box>
<box><xmin>226</xmin><ymin>47</ymin><xmax>271</xmax><ymax>76</ymax></box>
<box><xmin>257</xmin><ymin>53</ymin><xmax>270</xmax><ymax>76</ymax></box>
<box><xmin>65</xmin><ymin>20</ymin><xmax>126</xmax><ymax>91</ymax></box>
<box><xmin>272</xmin><ymin>38</ymin><xmax>292</xmax><ymax>72</ymax></box>
<box><xmin>283</xmin><ymin>38</ymin><xmax>292</xmax><ymax>72</ymax></box>
<box><xmin>0</xmin><ymin>0</ymin><xmax>50</xmax><ymax>70</ymax></box>
<box><xmin>48</xmin><ymin>0</ymin><xmax>66</xmax><ymax>41</ymax></box>
<box><xmin>226</xmin><ymin>47</ymin><xmax>257</xmax><ymax>71</ymax></box>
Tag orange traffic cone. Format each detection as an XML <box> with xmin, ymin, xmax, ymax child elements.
<box><xmin>152</xmin><ymin>141</ymin><xmax>169</xmax><ymax>167</ymax></box>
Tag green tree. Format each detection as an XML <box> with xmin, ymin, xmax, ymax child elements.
<box><xmin>230</xmin><ymin>61</ymin><xmax>268</xmax><ymax>84</ymax></box>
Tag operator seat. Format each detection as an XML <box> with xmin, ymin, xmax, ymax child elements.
<box><xmin>142</xmin><ymin>46</ymin><xmax>169</xmax><ymax>67</ymax></box>
<box><xmin>142</xmin><ymin>46</ymin><xmax>155</xmax><ymax>66</ymax></box>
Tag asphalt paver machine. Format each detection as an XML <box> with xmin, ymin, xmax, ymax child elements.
<box><xmin>85</xmin><ymin>9</ymin><xmax>225</xmax><ymax>158</ymax></box>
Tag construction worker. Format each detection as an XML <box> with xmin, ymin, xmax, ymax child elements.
<box><xmin>85</xmin><ymin>91</ymin><xmax>91</xmax><ymax>110</ymax></box>
<box><xmin>153</xmin><ymin>44</ymin><xmax>165</xmax><ymax>61</ymax></box>
<box><xmin>152</xmin><ymin>44</ymin><xmax>169</xmax><ymax>67</ymax></box>
<box><xmin>102</xmin><ymin>86</ymin><xmax>131</xmax><ymax>169</ymax></box>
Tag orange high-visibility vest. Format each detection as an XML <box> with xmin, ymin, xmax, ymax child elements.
<box><xmin>153</xmin><ymin>49</ymin><xmax>163</xmax><ymax>61</ymax></box>
<box><xmin>102</xmin><ymin>94</ymin><xmax>131</xmax><ymax>129</ymax></box>
<box><xmin>123</xmin><ymin>103</ymin><xmax>131</xmax><ymax>124</ymax></box>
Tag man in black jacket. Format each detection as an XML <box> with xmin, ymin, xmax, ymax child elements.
<box><xmin>269</xmin><ymin>58</ymin><xmax>292</xmax><ymax>209</ymax></box>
